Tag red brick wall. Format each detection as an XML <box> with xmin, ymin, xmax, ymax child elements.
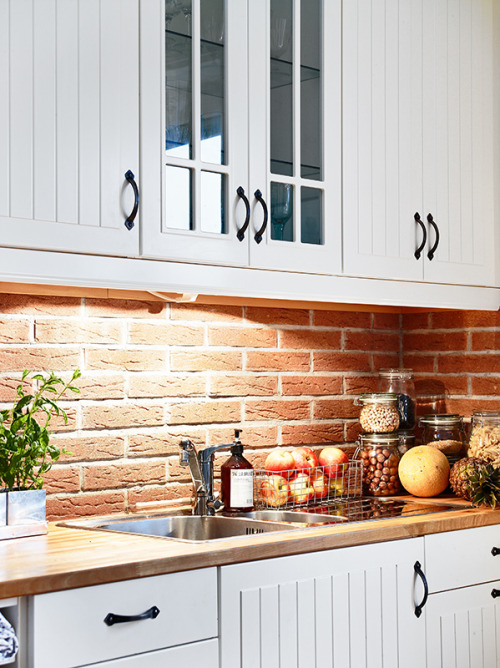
<box><xmin>0</xmin><ymin>293</ymin><xmax>497</xmax><ymax>520</ymax></box>
<box><xmin>402</xmin><ymin>311</ymin><xmax>500</xmax><ymax>417</ymax></box>
<box><xmin>0</xmin><ymin>294</ymin><xmax>401</xmax><ymax>520</ymax></box>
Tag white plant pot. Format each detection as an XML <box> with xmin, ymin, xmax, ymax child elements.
<box><xmin>0</xmin><ymin>490</ymin><xmax>6</xmax><ymax>527</ymax></box>
<box><xmin>7</xmin><ymin>489</ymin><xmax>46</xmax><ymax>526</ymax></box>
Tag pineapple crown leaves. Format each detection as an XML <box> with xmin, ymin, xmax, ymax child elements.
<box><xmin>0</xmin><ymin>368</ymin><xmax>81</xmax><ymax>491</ymax></box>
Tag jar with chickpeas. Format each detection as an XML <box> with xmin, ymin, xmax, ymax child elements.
<box><xmin>357</xmin><ymin>434</ymin><xmax>401</xmax><ymax>496</ymax></box>
<box><xmin>357</xmin><ymin>393</ymin><xmax>400</xmax><ymax>433</ymax></box>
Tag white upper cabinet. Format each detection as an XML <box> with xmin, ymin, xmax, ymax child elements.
<box><xmin>343</xmin><ymin>0</ymin><xmax>495</xmax><ymax>287</ymax></box>
<box><xmin>0</xmin><ymin>0</ymin><xmax>140</xmax><ymax>257</ymax></box>
<box><xmin>140</xmin><ymin>0</ymin><xmax>342</xmax><ymax>275</ymax></box>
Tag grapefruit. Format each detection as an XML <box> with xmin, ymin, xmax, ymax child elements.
<box><xmin>398</xmin><ymin>446</ymin><xmax>450</xmax><ymax>497</ymax></box>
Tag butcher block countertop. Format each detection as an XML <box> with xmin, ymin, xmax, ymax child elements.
<box><xmin>1</xmin><ymin>497</ymin><xmax>499</xmax><ymax>598</ymax></box>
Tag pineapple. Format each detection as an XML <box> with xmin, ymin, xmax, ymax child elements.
<box><xmin>449</xmin><ymin>457</ymin><xmax>500</xmax><ymax>508</ymax></box>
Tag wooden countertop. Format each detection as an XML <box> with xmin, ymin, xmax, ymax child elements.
<box><xmin>1</xmin><ymin>498</ymin><xmax>499</xmax><ymax>598</ymax></box>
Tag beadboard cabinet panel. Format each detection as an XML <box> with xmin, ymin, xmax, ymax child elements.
<box><xmin>220</xmin><ymin>537</ymin><xmax>426</xmax><ymax>668</ymax></box>
<box><xmin>0</xmin><ymin>0</ymin><xmax>139</xmax><ymax>257</ymax></box>
<box><xmin>343</xmin><ymin>0</ymin><xmax>495</xmax><ymax>288</ymax></box>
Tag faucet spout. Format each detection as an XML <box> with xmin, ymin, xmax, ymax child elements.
<box><xmin>179</xmin><ymin>438</ymin><xmax>233</xmax><ymax>515</ymax></box>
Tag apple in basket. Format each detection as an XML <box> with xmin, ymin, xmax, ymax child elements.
<box><xmin>310</xmin><ymin>469</ymin><xmax>329</xmax><ymax>499</ymax></box>
<box><xmin>318</xmin><ymin>446</ymin><xmax>349</xmax><ymax>478</ymax></box>
<box><xmin>289</xmin><ymin>473</ymin><xmax>315</xmax><ymax>504</ymax></box>
<box><xmin>291</xmin><ymin>446</ymin><xmax>319</xmax><ymax>474</ymax></box>
<box><xmin>264</xmin><ymin>448</ymin><xmax>295</xmax><ymax>478</ymax></box>
<box><xmin>259</xmin><ymin>474</ymin><xmax>290</xmax><ymax>507</ymax></box>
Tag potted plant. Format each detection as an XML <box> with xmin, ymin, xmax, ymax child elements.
<box><xmin>0</xmin><ymin>369</ymin><xmax>81</xmax><ymax>532</ymax></box>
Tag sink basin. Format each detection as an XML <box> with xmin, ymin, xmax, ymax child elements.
<box><xmin>60</xmin><ymin>513</ymin><xmax>303</xmax><ymax>543</ymax></box>
<box><xmin>241</xmin><ymin>510</ymin><xmax>347</xmax><ymax>525</ymax></box>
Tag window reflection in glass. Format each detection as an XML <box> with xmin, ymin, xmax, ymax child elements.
<box><xmin>201</xmin><ymin>0</ymin><xmax>225</xmax><ymax>165</ymax></box>
<box><xmin>165</xmin><ymin>166</ymin><xmax>193</xmax><ymax>230</ymax></box>
<box><xmin>200</xmin><ymin>171</ymin><xmax>226</xmax><ymax>234</ymax></box>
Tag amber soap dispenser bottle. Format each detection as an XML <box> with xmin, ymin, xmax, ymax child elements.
<box><xmin>221</xmin><ymin>430</ymin><xmax>254</xmax><ymax>513</ymax></box>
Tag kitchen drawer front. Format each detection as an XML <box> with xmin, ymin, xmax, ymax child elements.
<box><xmin>425</xmin><ymin>525</ymin><xmax>500</xmax><ymax>592</ymax></box>
<box><xmin>91</xmin><ymin>638</ymin><xmax>219</xmax><ymax>667</ymax></box>
<box><xmin>30</xmin><ymin>568</ymin><xmax>217</xmax><ymax>668</ymax></box>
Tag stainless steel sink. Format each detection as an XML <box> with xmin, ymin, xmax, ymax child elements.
<box><xmin>241</xmin><ymin>509</ymin><xmax>347</xmax><ymax>526</ymax></box>
<box><xmin>60</xmin><ymin>512</ymin><xmax>305</xmax><ymax>543</ymax></box>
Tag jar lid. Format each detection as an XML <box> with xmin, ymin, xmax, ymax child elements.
<box><xmin>398</xmin><ymin>429</ymin><xmax>415</xmax><ymax>440</ymax></box>
<box><xmin>359</xmin><ymin>392</ymin><xmax>398</xmax><ymax>404</ymax></box>
<box><xmin>378</xmin><ymin>368</ymin><xmax>414</xmax><ymax>379</ymax></box>
<box><xmin>359</xmin><ymin>433</ymin><xmax>400</xmax><ymax>446</ymax></box>
<box><xmin>419</xmin><ymin>413</ymin><xmax>463</xmax><ymax>426</ymax></box>
<box><xmin>471</xmin><ymin>410</ymin><xmax>500</xmax><ymax>423</ymax></box>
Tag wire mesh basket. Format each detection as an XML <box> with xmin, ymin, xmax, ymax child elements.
<box><xmin>254</xmin><ymin>458</ymin><xmax>363</xmax><ymax>511</ymax></box>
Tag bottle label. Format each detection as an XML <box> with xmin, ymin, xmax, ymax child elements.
<box><xmin>230</xmin><ymin>470</ymin><xmax>254</xmax><ymax>508</ymax></box>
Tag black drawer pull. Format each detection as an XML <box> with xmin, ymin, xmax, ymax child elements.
<box><xmin>104</xmin><ymin>605</ymin><xmax>160</xmax><ymax>626</ymax></box>
<box><xmin>236</xmin><ymin>186</ymin><xmax>250</xmax><ymax>241</ymax></box>
<box><xmin>414</xmin><ymin>212</ymin><xmax>427</xmax><ymax>260</ymax></box>
<box><xmin>492</xmin><ymin>589</ymin><xmax>500</xmax><ymax>599</ymax></box>
<box><xmin>124</xmin><ymin>170</ymin><xmax>139</xmax><ymax>230</ymax></box>
<box><xmin>492</xmin><ymin>547</ymin><xmax>500</xmax><ymax>556</ymax></box>
<box><xmin>426</xmin><ymin>213</ymin><xmax>440</xmax><ymax>260</ymax></box>
<box><xmin>414</xmin><ymin>561</ymin><xmax>428</xmax><ymax>618</ymax></box>
<box><xmin>254</xmin><ymin>189</ymin><xmax>268</xmax><ymax>244</ymax></box>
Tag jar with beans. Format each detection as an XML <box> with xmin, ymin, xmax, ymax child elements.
<box><xmin>357</xmin><ymin>434</ymin><xmax>401</xmax><ymax>496</ymax></box>
<box><xmin>357</xmin><ymin>393</ymin><xmax>400</xmax><ymax>433</ymax></box>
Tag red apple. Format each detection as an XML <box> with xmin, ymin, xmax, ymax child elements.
<box><xmin>264</xmin><ymin>448</ymin><xmax>295</xmax><ymax>478</ymax></box>
<box><xmin>289</xmin><ymin>472</ymin><xmax>315</xmax><ymax>504</ymax></box>
<box><xmin>291</xmin><ymin>446</ymin><xmax>318</xmax><ymax>474</ymax></box>
<box><xmin>318</xmin><ymin>446</ymin><xmax>349</xmax><ymax>479</ymax></box>
<box><xmin>310</xmin><ymin>469</ymin><xmax>329</xmax><ymax>499</ymax></box>
<box><xmin>259</xmin><ymin>474</ymin><xmax>290</xmax><ymax>507</ymax></box>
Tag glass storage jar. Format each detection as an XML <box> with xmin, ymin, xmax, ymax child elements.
<box><xmin>419</xmin><ymin>414</ymin><xmax>466</xmax><ymax>462</ymax></box>
<box><xmin>357</xmin><ymin>434</ymin><xmax>401</xmax><ymax>496</ymax></box>
<box><xmin>468</xmin><ymin>410</ymin><xmax>500</xmax><ymax>467</ymax></box>
<box><xmin>397</xmin><ymin>430</ymin><xmax>416</xmax><ymax>456</ymax></box>
<box><xmin>378</xmin><ymin>368</ymin><xmax>416</xmax><ymax>429</ymax></box>
<box><xmin>357</xmin><ymin>393</ymin><xmax>400</xmax><ymax>433</ymax></box>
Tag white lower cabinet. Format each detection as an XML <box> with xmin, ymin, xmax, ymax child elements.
<box><xmin>28</xmin><ymin>568</ymin><xmax>218</xmax><ymax>668</ymax></box>
<box><xmin>424</xmin><ymin>525</ymin><xmax>500</xmax><ymax>668</ymax></box>
<box><xmin>219</xmin><ymin>537</ymin><xmax>426</xmax><ymax>668</ymax></box>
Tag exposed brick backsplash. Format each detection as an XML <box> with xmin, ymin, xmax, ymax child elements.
<box><xmin>0</xmin><ymin>294</ymin><xmax>497</xmax><ymax>520</ymax></box>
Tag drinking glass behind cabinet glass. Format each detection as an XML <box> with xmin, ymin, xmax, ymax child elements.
<box><xmin>271</xmin><ymin>183</ymin><xmax>292</xmax><ymax>241</ymax></box>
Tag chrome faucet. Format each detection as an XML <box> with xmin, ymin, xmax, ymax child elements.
<box><xmin>179</xmin><ymin>432</ymin><xmax>241</xmax><ymax>515</ymax></box>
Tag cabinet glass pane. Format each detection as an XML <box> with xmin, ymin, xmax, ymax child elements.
<box><xmin>165</xmin><ymin>1</ymin><xmax>192</xmax><ymax>159</ymax></box>
<box><xmin>200</xmin><ymin>171</ymin><xmax>226</xmax><ymax>233</ymax></box>
<box><xmin>301</xmin><ymin>187</ymin><xmax>322</xmax><ymax>244</ymax></box>
<box><xmin>165</xmin><ymin>165</ymin><xmax>193</xmax><ymax>230</ymax></box>
<box><xmin>200</xmin><ymin>0</ymin><xmax>225</xmax><ymax>165</ymax></box>
<box><xmin>301</xmin><ymin>0</ymin><xmax>322</xmax><ymax>180</ymax></box>
<box><xmin>271</xmin><ymin>182</ymin><xmax>294</xmax><ymax>241</ymax></box>
<box><xmin>270</xmin><ymin>0</ymin><xmax>293</xmax><ymax>177</ymax></box>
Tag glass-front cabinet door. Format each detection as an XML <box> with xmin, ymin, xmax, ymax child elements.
<box><xmin>248</xmin><ymin>0</ymin><xmax>342</xmax><ymax>274</ymax></box>
<box><xmin>140</xmin><ymin>0</ymin><xmax>249</xmax><ymax>265</ymax></box>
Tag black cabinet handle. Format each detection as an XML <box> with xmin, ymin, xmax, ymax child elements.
<box><xmin>492</xmin><ymin>547</ymin><xmax>500</xmax><ymax>556</ymax></box>
<box><xmin>492</xmin><ymin>589</ymin><xmax>500</xmax><ymax>599</ymax></box>
<box><xmin>124</xmin><ymin>170</ymin><xmax>139</xmax><ymax>230</ymax></box>
<box><xmin>104</xmin><ymin>605</ymin><xmax>160</xmax><ymax>626</ymax></box>
<box><xmin>254</xmin><ymin>189</ymin><xmax>268</xmax><ymax>244</ymax></box>
<box><xmin>414</xmin><ymin>561</ymin><xmax>428</xmax><ymax>618</ymax></box>
<box><xmin>236</xmin><ymin>186</ymin><xmax>250</xmax><ymax>241</ymax></box>
<box><xmin>414</xmin><ymin>212</ymin><xmax>427</xmax><ymax>260</ymax></box>
<box><xmin>427</xmin><ymin>213</ymin><xmax>440</xmax><ymax>260</ymax></box>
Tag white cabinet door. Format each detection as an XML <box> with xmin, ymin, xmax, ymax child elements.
<box><xmin>247</xmin><ymin>0</ymin><xmax>342</xmax><ymax>275</ymax></box>
<box><xmin>140</xmin><ymin>0</ymin><xmax>249</xmax><ymax>267</ymax></box>
<box><xmin>426</xmin><ymin>581</ymin><xmax>500</xmax><ymax>668</ymax></box>
<box><xmin>220</xmin><ymin>538</ymin><xmax>426</xmax><ymax>668</ymax></box>
<box><xmin>343</xmin><ymin>0</ymin><xmax>495</xmax><ymax>287</ymax></box>
<box><xmin>0</xmin><ymin>0</ymin><xmax>140</xmax><ymax>257</ymax></box>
